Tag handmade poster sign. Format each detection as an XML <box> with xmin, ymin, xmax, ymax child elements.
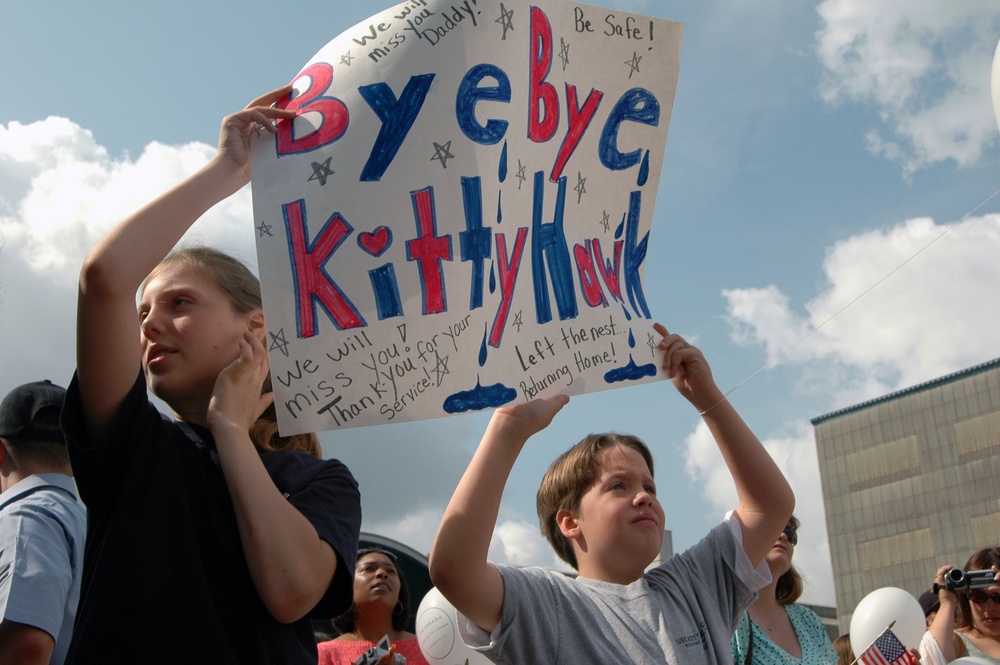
<box><xmin>251</xmin><ymin>0</ymin><xmax>683</xmax><ymax>434</ymax></box>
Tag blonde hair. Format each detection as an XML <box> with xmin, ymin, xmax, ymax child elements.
<box><xmin>833</xmin><ymin>634</ymin><xmax>854</xmax><ymax>665</ymax></box>
<box><xmin>149</xmin><ymin>247</ymin><xmax>320</xmax><ymax>457</ymax></box>
<box><xmin>536</xmin><ymin>433</ymin><xmax>654</xmax><ymax>569</ymax></box>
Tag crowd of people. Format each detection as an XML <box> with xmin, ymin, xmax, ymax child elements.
<box><xmin>1</xmin><ymin>87</ymin><xmax>997</xmax><ymax>665</ymax></box>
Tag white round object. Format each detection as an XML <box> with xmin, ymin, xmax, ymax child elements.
<box><xmin>416</xmin><ymin>587</ymin><xmax>492</xmax><ymax>665</ymax></box>
<box><xmin>849</xmin><ymin>586</ymin><xmax>925</xmax><ymax>654</ymax></box>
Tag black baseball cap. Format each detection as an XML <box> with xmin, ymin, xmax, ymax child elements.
<box><xmin>919</xmin><ymin>590</ymin><xmax>941</xmax><ymax>617</ymax></box>
<box><xmin>0</xmin><ymin>380</ymin><xmax>67</xmax><ymax>443</ymax></box>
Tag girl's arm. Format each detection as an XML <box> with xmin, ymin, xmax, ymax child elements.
<box><xmin>209</xmin><ymin>328</ymin><xmax>342</xmax><ymax>623</ymax></box>
<box><xmin>75</xmin><ymin>87</ymin><xmax>294</xmax><ymax>441</ymax></box>
<box><xmin>655</xmin><ymin>323</ymin><xmax>794</xmax><ymax>567</ymax></box>
<box><xmin>429</xmin><ymin>395</ymin><xmax>568</xmax><ymax>632</ymax></box>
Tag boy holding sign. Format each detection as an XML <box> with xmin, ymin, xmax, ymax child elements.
<box><xmin>429</xmin><ymin>324</ymin><xmax>794</xmax><ymax>664</ymax></box>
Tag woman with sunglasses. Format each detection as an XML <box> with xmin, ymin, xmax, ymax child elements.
<box><xmin>923</xmin><ymin>547</ymin><xmax>1000</xmax><ymax>664</ymax></box>
<box><xmin>731</xmin><ymin>516</ymin><xmax>838</xmax><ymax>665</ymax></box>
<box><xmin>318</xmin><ymin>547</ymin><xmax>430</xmax><ymax>665</ymax></box>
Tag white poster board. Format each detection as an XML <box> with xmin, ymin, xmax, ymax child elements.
<box><xmin>251</xmin><ymin>0</ymin><xmax>683</xmax><ymax>434</ymax></box>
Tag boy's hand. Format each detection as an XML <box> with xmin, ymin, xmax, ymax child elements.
<box><xmin>493</xmin><ymin>394</ymin><xmax>570</xmax><ymax>440</ymax></box>
<box><xmin>654</xmin><ymin>322</ymin><xmax>723</xmax><ymax>412</ymax></box>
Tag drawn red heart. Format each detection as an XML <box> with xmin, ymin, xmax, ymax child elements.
<box><xmin>357</xmin><ymin>226</ymin><xmax>392</xmax><ymax>257</ymax></box>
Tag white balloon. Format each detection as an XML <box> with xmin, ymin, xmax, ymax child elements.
<box><xmin>849</xmin><ymin>587</ymin><xmax>925</xmax><ymax>655</ymax></box>
<box><xmin>416</xmin><ymin>587</ymin><xmax>493</xmax><ymax>665</ymax></box>
<box><xmin>951</xmin><ymin>658</ymin><xmax>996</xmax><ymax>665</ymax></box>
<box><xmin>992</xmin><ymin>38</ymin><xmax>1000</xmax><ymax>134</ymax></box>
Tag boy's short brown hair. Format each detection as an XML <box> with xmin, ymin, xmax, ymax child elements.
<box><xmin>536</xmin><ymin>433</ymin><xmax>654</xmax><ymax>569</ymax></box>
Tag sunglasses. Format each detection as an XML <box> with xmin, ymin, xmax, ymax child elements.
<box><xmin>969</xmin><ymin>590</ymin><xmax>1000</xmax><ymax>605</ymax></box>
<box><xmin>782</xmin><ymin>525</ymin><xmax>798</xmax><ymax>546</ymax></box>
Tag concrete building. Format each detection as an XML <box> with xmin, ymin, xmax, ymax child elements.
<box><xmin>812</xmin><ymin>358</ymin><xmax>1000</xmax><ymax>634</ymax></box>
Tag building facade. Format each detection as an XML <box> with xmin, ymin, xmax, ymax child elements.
<box><xmin>812</xmin><ymin>359</ymin><xmax>1000</xmax><ymax>634</ymax></box>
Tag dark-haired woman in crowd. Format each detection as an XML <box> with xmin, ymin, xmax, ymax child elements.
<box><xmin>319</xmin><ymin>548</ymin><xmax>430</xmax><ymax>665</ymax></box>
<box><xmin>731</xmin><ymin>516</ymin><xmax>837</xmax><ymax>665</ymax></box>
<box><xmin>923</xmin><ymin>546</ymin><xmax>1000</xmax><ymax>664</ymax></box>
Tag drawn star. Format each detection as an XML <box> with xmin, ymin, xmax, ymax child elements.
<box><xmin>646</xmin><ymin>333</ymin><xmax>658</xmax><ymax>357</ymax></box>
<box><xmin>432</xmin><ymin>351</ymin><xmax>451</xmax><ymax>386</ymax></box>
<box><xmin>516</xmin><ymin>160</ymin><xmax>527</xmax><ymax>189</ymax></box>
<box><xmin>574</xmin><ymin>171</ymin><xmax>587</xmax><ymax>203</ymax></box>
<box><xmin>626</xmin><ymin>51</ymin><xmax>642</xmax><ymax>79</ymax></box>
<box><xmin>496</xmin><ymin>3</ymin><xmax>514</xmax><ymax>40</ymax></box>
<box><xmin>558</xmin><ymin>38</ymin><xmax>570</xmax><ymax>71</ymax></box>
<box><xmin>340</xmin><ymin>51</ymin><xmax>355</xmax><ymax>66</ymax></box>
<box><xmin>513</xmin><ymin>310</ymin><xmax>523</xmax><ymax>333</ymax></box>
<box><xmin>431</xmin><ymin>140</ymin><xmax>455</xmax><ymax>169</ymax></box>
<box><xmin>308</xmin><ymin>157</ymin><xmax>335</xmax><ymax>186</ymax></box>
<box><xmin>253</xmin><ymin>123</ymin><xmax>264</xmax><ymax>139</ymax></box>
<box><xmin>269</xmin><ymin>329</ymin><xmax>290</xmax><ymax>358</ymax></box>
<box><xmin>257</xmin><ymin>220</ymin><xmax>273</xmax><ymax>238</ymax></box>
<box><xmin>600</xmin><ymin>210</ymin><xmax>610</xmax><ymax>233</ymax></box>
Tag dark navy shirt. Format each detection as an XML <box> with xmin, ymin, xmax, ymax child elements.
<box><xmin>61</xmin><ymin>372</ymin><xmax>361</xmax><ymax>664</ymax></box>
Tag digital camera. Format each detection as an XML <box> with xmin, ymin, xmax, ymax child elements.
<box><xmin>932</xmin><ymin>568</ymin><xmax>996</xmax><ymax>594</ymax></box>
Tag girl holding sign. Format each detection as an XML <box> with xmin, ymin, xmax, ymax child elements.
<box><xmin>60</xmin><ymin>86</ymin><xmax>362</xmax><ymax>664</ymax></box>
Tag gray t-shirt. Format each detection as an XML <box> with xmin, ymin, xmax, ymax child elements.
<box><xmin>459</xmin><ymin>515</ymin><xmax>769</xmax><ymax>665</ymax></box>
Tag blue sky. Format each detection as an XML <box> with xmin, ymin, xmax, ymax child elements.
<box><xmin>3</xmin><ymin>0</ymin><xmax>1000</xmax><ymax>608</ymax></box>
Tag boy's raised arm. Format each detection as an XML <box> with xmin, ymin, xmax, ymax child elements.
<box><xmin>655</xmin><ymin>323</ymin><xmax>794</xmax><ymax>567</ymax></box>
<box><xmin>430</xmin><ymin>396</ymin><xmax>568</xmax><ymax>633</ymax></box>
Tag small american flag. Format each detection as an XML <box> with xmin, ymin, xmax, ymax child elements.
<box><xmin>857</xmin><ymin>627</ymin><xmax>916</xmax><ymax>665</ymax></box>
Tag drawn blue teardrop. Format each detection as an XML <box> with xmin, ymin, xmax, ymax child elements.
<box><xmin>637</xmin><ymin>150</ymin><xmax>650</xmax><ymax>186</ymax></box>
<box><xmin>499</xmin><ymin>140</ymin><xmax>508</xmax><ymax>182</ymax></box>
<box><xmin>479</xmin><ymin>324</ymin><xmax>488</xmax><ymax>366</ymax></box>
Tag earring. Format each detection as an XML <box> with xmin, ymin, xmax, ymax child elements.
<box><xmin>393</xmin><ymin>601</ymin><xmax>404</xmax><ymax>616</ymax></box>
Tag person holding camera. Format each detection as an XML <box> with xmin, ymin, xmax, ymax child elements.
<box><xmin>921</xmin><ymin>547</ymin><xmax>1000</xmax><ymax>664</ymax></box>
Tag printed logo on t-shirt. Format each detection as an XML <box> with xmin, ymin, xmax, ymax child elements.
<box><xmin>674</xmin><ymin>622</ymin><xmax>708</xmax><ymax>650</ymax></box>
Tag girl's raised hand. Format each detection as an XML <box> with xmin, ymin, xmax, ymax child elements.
<box><xmin>215</xmin><ymin>84</ymin><xmax>297</xmax><ymax>186</ymax></box>
<box><xmin>207</xmin><ymin>329</ymin><xmax>275</xmax><ymax>437</ymax></box>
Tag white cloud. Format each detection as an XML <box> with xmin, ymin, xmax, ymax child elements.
<box><xmin>490</xmin><ymin>519</ymin><xmax>570</xmax><ymax>571</ymax></box>
<box><xmin>0</xmin><ymin>117</ymin><xmax>256</xmax><ymax>286</ymax></box>
<box><xmin>815</xmin><ymin>0</ymin><xmax>1000</xmax><ymax>175</ymax></box>
<box><xmin>724</xmin><ymin>214</ymin><xmax>1000</xmax><ymax>401</ymax></box>
<box><xmin>363</xmin><ymin>507</ymin><xmax>445</xmax><ymax>557</ymax></box>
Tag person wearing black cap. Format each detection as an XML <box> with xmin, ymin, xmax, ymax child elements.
<box><xmin>0</xmin><ymin>380</ymin><xmax>86</xmax><ymax>665</ymax></box>
<box><xmin>917</xmin><ymin>587</ymin><xmax>968</xmax><ymax>662</ymax></box>
<box><xmin>920</xmin><ymin>590</ymin><xmax>941</xmax><ymax>627</ymax></box>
